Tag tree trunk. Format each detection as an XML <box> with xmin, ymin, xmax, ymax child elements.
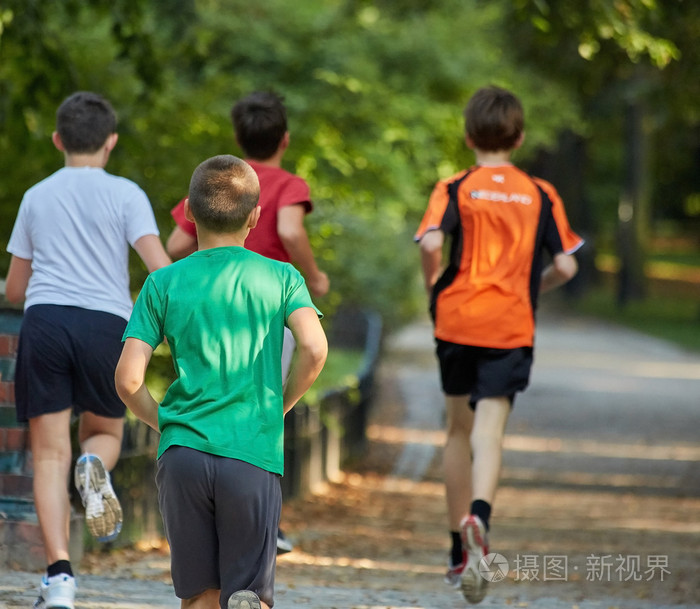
<box><xmin>617</xmin><ymin>95</ymin><xmax>650</xmax><ymax>306</ymax></box>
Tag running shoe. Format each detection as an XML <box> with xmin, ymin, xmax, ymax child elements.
<box><xmin>74</xmin><ymin>453</ymin><xmax>122</xmax><ymax>542</ymax></box>
<box><xmin>460</xmin><ymin>514</ymin><xmax>489</xmax><ymax>604</ymax></box>
<box><xmin>227</xmin><ymin>590</ymin><xmax>262</xmax><ymax>609</ymax></box>
<box><xmin>444</xmin><ymin>548</ymin><xmax>466</xmax><ymax>588</ymax></box>
<box><xmin>33</xmin><ymin>573</ymin><xmax>76</xmax><ymax>609</ymax></box>
<box><xmin>276</xmin><ymin>529</ymin><xmax>294</xmax><ymax>554</ymax></box>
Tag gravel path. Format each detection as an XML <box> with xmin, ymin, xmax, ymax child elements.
<box><xmin>1</xmin><ymin>307</ymin><xmax>698</xmax><ymax>609</ymax></box>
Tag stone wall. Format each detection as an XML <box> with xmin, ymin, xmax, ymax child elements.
<box><xmin>0</xmin><ymin>305</ymin><xmax>83</xmax><ymax>570</ymax></box>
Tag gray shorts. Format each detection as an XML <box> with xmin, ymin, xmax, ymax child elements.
<box><xmin>156</xmin><ymin>446</ymin><xmax>281</xmax><ymax>607</ymax></box>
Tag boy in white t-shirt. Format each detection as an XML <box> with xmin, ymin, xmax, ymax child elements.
<box><xmin>5</xmin><ymin>91</ymin><xmax>170</xmax><ymax>609</ymax></box>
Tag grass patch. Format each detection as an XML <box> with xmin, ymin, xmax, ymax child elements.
<box><xmin>649</xmin><ymin>251</ymin><xmax>700</xmax><ymax>267</ymax></box>
<box><xmin>301</xmin><ymin>347</ymin><xmax>365</xmax><ymax>406</ymax></box>
<box><xmin>571</xmin><ymin>284</ymin><xmax>700</xmax><ymax>354</ymax></box>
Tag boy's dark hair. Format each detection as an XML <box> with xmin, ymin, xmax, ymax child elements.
<box><xmin>188</xmin><ymin>155</ymin><xmax>260</xmax><ymax>232</ymax></box>
<box><xmin>231</xmin><ymin>91</ymin><xmax>288</xmax><ymax>160</ymax></box>
<box><xmin>464</xmin><ymin>86</ymin><xmax>524</xmax><ymax>152</ymax></box>
<box><xmin>56</xmin><ymin>91</ymin><xmax>117</xmax><ymax>153</ymax></box>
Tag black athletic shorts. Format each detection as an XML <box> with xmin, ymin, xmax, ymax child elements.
<box><xmin>14</xmin><ymin>304</ymin><xmax>127</xmax><ymax>422</ymax></box>
<box><xmin>156</xmin><ymin>446</ymin><xmax>281</xmax><ymax>607</ymax></box>
<box><xmin>436</xmin><ymin>339</ymin><xmax>533</xmax><ymax>409</ymax></box>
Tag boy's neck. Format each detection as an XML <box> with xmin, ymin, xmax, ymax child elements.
<box><xmin>247</xmin><ymin>152</ymin><xmax>283</xmax><ymax>169</ymax></box>
<box><xmin>473</xmin><ymin>149</ymin><xmax>513</xmax><ymax>166</ymax></box>
<box><xmin>196</xmin><ymin>230</ymin><xmax>248</xmax><ymax>251</ymax></box>
<box><xmin>64</xmin><ymin>151</ymin><xmax>109</xmax><ymax>168</ymax></box>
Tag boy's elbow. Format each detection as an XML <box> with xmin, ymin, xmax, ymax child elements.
<box><xmin>556</xmin><ymin>254</ymin><xmax>578</xmax><ymax>282</ymax></box>
<box><xmin>114</xmin><ymin>367</ymin><xmax>140</xmax><ymax>405</ymax></box>
<box><xmin>303</xmin><ymin>335</ymin><xmax>329</xmax><ymax>371</ymax></box>
<box><xmin>4</xmin><ymin>288</ymin><xmax>24</xmax><ymax>304</ymax></box>
<box><xmin>314</xmin><ymin>340</ymin><xmax>329</xmax><ymax>369</ymax></box>
<box><xmin>278</xmin><ymin>226</ymin><xmax>305</xmax><ymax>250</ymax></box>
<box><xmin>419</xmin><ymin>231</ymin><xmax>443</xmax><ymax>256</ymax></box>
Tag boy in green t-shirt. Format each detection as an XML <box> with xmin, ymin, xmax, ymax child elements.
<box><xmin>115</xmin><ymin>155</ymin><xmax>327</xmax><ymax>609</ymax></box>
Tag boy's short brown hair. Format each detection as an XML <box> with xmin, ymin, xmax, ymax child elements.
<box><xmin>464</xmin><ymin>86</ymin><xmax>524</xmax><ymax>152</ymax></box>
<box><xmin>188</xmin><ymin>155</ymin><xmax>260</xmax><ymax>232</ymax></box>
<box><xmin>231</xmin><ymin>91</ymin><xmax>288</xmax><ymax>160</ymax></box>
<box><xmin>56</xmin><ymin>91</ymin><xmax>117</xmax><ymax>154</ymax></box>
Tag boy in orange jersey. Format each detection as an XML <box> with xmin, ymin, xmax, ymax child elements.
<box><xmin>415</xmin><ymin>86</ymin><xmax>583</xmax><ymax>604</ymax></box>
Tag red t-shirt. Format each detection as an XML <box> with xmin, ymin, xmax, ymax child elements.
<box><xmin>171</xmin><ymin>160</ymin><xmax>312</xmax><ymax>263</ymax></box>
<box><xmin>415</xmin><ymin>164</ymin><xmax>583</xmax><ymax>349</ymax></box>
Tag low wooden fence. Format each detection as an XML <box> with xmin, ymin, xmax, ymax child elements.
<box><xmin>0</xmin><ymin>298</ymin><xmax>383</xmax><ymax>562</ymax></box>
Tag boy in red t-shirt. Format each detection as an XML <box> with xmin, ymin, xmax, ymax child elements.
<box><xmin>166</xmin><ymin>91</ymin><xmax>329</xmax><ymax>299</ymax></box>
<box><xmin>416</xmin><ymin>86</ymin><xmax>583</xmax><ymax>604</ymax></box>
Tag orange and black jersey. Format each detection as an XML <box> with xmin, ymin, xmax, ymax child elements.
<box><xmin>415</xmin><ymin>165</ymin><xmax>583</xmax><ymax>349</ymax></box>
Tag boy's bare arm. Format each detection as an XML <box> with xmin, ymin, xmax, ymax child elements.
<box><xmin>133</xmin><ymin>234</ymin><xmax>172</xmax><ymax>273</ymax></box>
<box><xmin>277</xmin><ymin>205</ymin><xmax>329</xmax><ymax>298</ymax></box>
<box><xmin>166</xmin><ymin>225</ymin><xmax>198</xmax><ymax>260</ymax></box>
<box><xmin>115</xmin><ymin>337</ymin><xmax>159</xmax><ymax>431</ymax></box>
<box><xmin>283</xmin><ymin>307</ymin><xmax>328</xmax><ymax>415</ymax></box>
<box><xmin>540</xmin><ymin>252</ymin><xmax>578</xmax><ymax>293</ymax></box>
<box><xmin>419</xmin><ymin>230</ymin><xmax>445</xmax><ymax>295</ymax></box>
<box><xmin>4</xmin><ymin>255</ymin><xmax>32</xmax><ymax>303</ymax></box>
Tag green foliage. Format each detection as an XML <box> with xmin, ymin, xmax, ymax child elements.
<box><xmin>503</xmin><ymin>0</ymin><xmax>700</xmax><ymax>229</ymax></box>
<box><xmin>0</xmin><ymin>0</ymin><xmax>587</xmax><ymax>328</ymax></box>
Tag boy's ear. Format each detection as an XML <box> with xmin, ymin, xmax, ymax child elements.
<box><xmin>278</xmin><ymin>131</ymin><xmax>290</xmax><ymax>153</ymax></box>
<box><xmin>52</xmin><ymin>132</ymin><xmax>65</xmax><ymax>152</ymax></box>
<box><xmin>183</xmin><ymin>198</ymin><xmax>195</xmax><ymax>223</ymax></box>
<box><xmin>105</xmin><ymin>132</ymin><xmax>119</xmax><ymax>152</ymax></box>
<box><xmin>248</xmin><ymin>205</ymin><xmax>262</xmax><ymax>229</ymax></box>
<box><xmin>514</xmin><ymin>131</ymin><xmax>525</xmax><ymax>149</ymax></box>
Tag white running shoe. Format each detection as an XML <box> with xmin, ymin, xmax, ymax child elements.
<box><xmin>227</xmin><ymin>590</ymin><xmax>262</xmax><ymax>609</ymax></box>
<box><xmin>74</xmin><ymin>453</ymin><xmax>122</xmax><ymax>542</ymax></box>
<box><xmin>33</xmin><ymin>573</ymin><xmax>76</xmax><ymax>609</ymax></box>
<box><xmin>460</xmin><ymin>514</ymin><xmax>489</xmax><ymax>604</ymax></box>
<box><xmin>444</xmin><ymin>548</ymin><xmax>466</xmax><ymax>588</ymax></box>
<box><xmin>276</xmin><ymin>529</ymin><xmax>294</xmax><ymax>554</ymax></box>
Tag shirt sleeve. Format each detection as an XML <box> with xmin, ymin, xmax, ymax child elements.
<box><xmin>122</xmin><ymin>274</ymin><xmax>165</xmax><ymax>348</ymax></box>
<box><xmin>534</xmin><ymin>178</ymin><xmax>584</xmax><ymax>255</ymax></box>
<box><xmin>414</xmin><ymin>181</ymin><xmax>450</xmax><ymax>242</ymax></box>
<box><xmin>170</xmin><ymin>197</ymin><xmax>197</xmax><ymax>237</ymax></box>
<box><xmin>284</xmin><ymin>266</ymin><xmax>322</xmax><ymax>324</ymax></box>
<box><xmin>277</xmin><ymin>175</ymin><xmax>312</xmax><ymax>214</ymax></box>
<box><xmin>124</xmin><ymin>184</ymin><xmax>161</xmax><ymax>246</ymax></box>
<box><xmin>414</xmin><ymin>170</ymin><xmax>468</xmax><ymax>242</ymax></box>
<box><xmin>6</xmin><ymin>197</ymin><xmax>32</xmax><ymax>259</ymax></box>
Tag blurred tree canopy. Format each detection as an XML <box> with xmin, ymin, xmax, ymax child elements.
<box><xmin>1</xmin><ymin>0</ymin><xmax>697</xmax><ymax>326</ymax></box>
<box><xmin>503</xmin><ymin>0</ymin><xmax>700</xmax><ymax>301</ymax></box>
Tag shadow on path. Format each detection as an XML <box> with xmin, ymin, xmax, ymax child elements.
<box><xmin>1</xmin><ymin>309</ymin><xmax>698</xmax><ymax>609</ymax></box>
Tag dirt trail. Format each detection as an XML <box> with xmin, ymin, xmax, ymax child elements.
<box><xmin>276</xmin><ymin>314</ymin><xmax>700</xmax><ymax>607</ymax></box>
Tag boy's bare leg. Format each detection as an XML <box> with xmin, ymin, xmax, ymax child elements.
<box><xmin>77</xmin><ymin>412</ymin><xmax>124</xmax><ymax>470</ymax></box>
<box><xmin>180</xmin><ymin>589</ymin><xmax>270</xmax><ymax>609</ymax></box>
<box><xmin>470</xmin><ymin>396</ymin><xmax>510</xmax><ymax>504</ymax></box>
<box><xmin>443</xmin><ymin>395</ymin><xmax>474</xmax><ymax>529</ymax></box>
<box><xmin>29</xmin><ymin>409</ymin><xmax>74</xmax><ymax>564</ymax></box>
<box><xmin>181</xmin><ymin>589</ymin><xmax>220</xmax><ymax>609</ymax></box>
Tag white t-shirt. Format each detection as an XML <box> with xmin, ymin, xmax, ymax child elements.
<box><xmin>7</xmin><ymin>166</ymin><xmax>160</xmax><ymax>320</ymax></box>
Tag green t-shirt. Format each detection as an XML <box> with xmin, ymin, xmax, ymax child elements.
<box><xmin>123</xmin><ymin>246</ymin><xmax>321</xmax><ymax>475</ymax></box>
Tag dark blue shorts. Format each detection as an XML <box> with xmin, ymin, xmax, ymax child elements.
<box><xmin>436</xmin><ymin>339</ymin><xmax>533</xmax><ymax>409</ymax></box>
<box><xmin>156</xmin><ymin>446</ymin><xmax>281</xmax><ymax>607</ymax></box>
<box><xmin>14</xmin><ymin>304</ymin><xmax>127</xmax><ymax>422</ymax></box>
